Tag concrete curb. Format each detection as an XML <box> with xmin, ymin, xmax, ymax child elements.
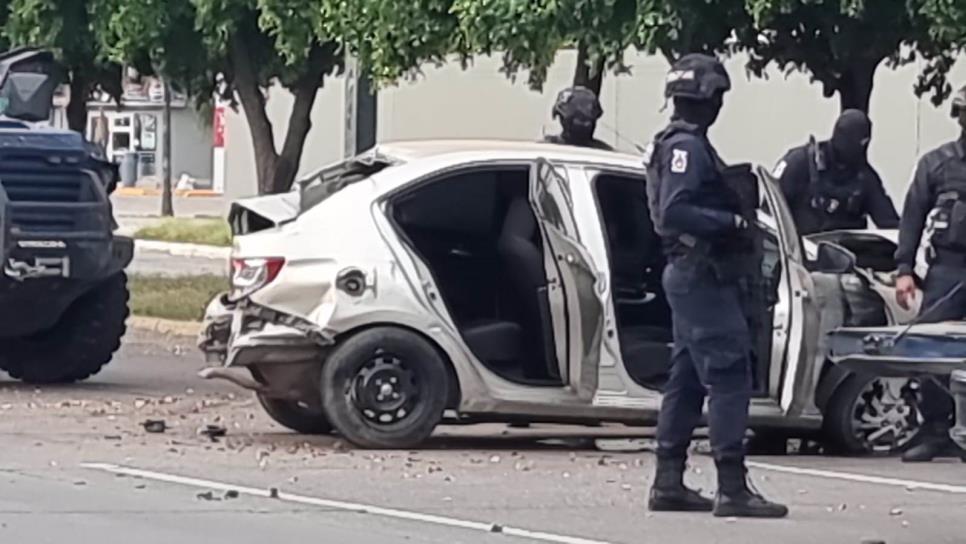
<box><xmin>135</xmin><ymin>239</ymin><xmax>231</xmax><ymax>260</ymax></box>
<box><xmin>128</xmin><ymin>315</ymin><xmax>203</xmax><ymax>337</ymax></box>
<box><xmin>116</xmin><ymin>187</ymin><xmax>222</xmax><ymax>198</ymax></box>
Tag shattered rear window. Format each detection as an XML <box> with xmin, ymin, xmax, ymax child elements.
<box><xmin>297</xmin><ymin>151</ymin><xmax>399</xmax><ymax>214</ymax></box>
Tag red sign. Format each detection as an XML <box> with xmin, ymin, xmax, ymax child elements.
<box><xmin>213</xmin><ymin>106</ymin><xmax>226</xmax><ymax>148</ymax></box>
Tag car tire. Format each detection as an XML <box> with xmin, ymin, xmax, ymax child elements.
<box><xmin>320</xmin><ymin>327</ymin><xmax>449</xmax><ymax>449</ymax></box>
<box><xmin>0</xmin><ymin>273</ymin><xmax>129</xmax><ymax>384</ymax></box>
<box><xmin>257</xmin><ymin>393</ymin><xmax>333</xmax><ymax>435</ymax></box>
<box><xmin>823</xmin><ymin>373</ymin><xmax>922</xmax><ymax>455</ymax></box>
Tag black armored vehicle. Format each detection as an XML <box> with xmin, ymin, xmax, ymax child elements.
<box><xmin>0</xmin><ymin>48</ymin><xmax>132</xmax><ymax>383</ymax></box>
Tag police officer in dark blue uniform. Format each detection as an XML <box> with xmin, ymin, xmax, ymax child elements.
<box><xmin>894</xmin><ymin>84</ymin><xmax>966</xmax><ymax>463</ymax></box>
<box><xmin>543</xmin><ymin>86</ymin><xmax>614</xmax><ymax>150</ymax></box>
<box><xmin>773</xmin><ymin>110</ymin><xmax>899</xmax><ymax>235</ymax></box>
<box><xmin>644</xmin><ymin>53</ymin><xmax>788</xmax><ymax>518</ymax></box>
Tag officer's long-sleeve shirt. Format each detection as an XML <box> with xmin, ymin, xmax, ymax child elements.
<box><xmin>775</xmin><ymin>144</ymin><xmax>899</xmax><ymax>235</ymax></box>
<box><xmin>658</xmin><ymin>135</ymin><xmax>738</xmax><ymax>238</ymax></box>
<box><xmin>895</xmin><ymin>148</ymin><xmax>945</xmax><ymax>278</ymax></box>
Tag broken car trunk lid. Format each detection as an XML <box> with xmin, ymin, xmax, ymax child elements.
<box><xmin>829</xmin><ymin>321</ymin><xmax>966</xmax><ymax>377</ymax></box>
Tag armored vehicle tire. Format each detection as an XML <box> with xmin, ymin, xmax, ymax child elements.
<box><xmin>320</xmin><ymin>327</ymin><xmax>449</xmax><ymax>449</ymax></box>
<box><xmin>822</xmin><ymin>373</ymin><xmax>922</xmax><ymax>455</ymax></box>
<box><xmin>0</xmin><ymin>273</ymin><xmax>129</xmax><ymax>384</ymax></box>
<box><xmin>257</xmin><ymin>393</ymin><xmax>333</xmax><ymax>435</ymax></box>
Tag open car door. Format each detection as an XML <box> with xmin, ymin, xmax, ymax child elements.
<box><xmin>757</xmin><ymin>166</ymin><xmax>824</xmax><ymax>415</ymax></box>
<box><xmin>529</xmin><ymin>158</ymin><xmax>605</xmax><ymax>398</ymax></box>
<box><xmin>828</xmin><ymin>322</ymin><xmax>966</xmax><ymax>378</ymax></box>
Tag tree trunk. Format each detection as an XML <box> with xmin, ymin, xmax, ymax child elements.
<box><xmin>573</xmin><ymin>42</ymin><xmax>605</xmax><ymax>96</ymax></box>
<box><xmin>160</xmin><ymin>78</ymin><xmax>174</xmax><ymax>216</ymax></box>
<box><xmin>229</xmin><ymin>33</ymin><xmax>279</xmax><ymax>195</ymax></box>
<box><xmin>271</xmin><ymin>46</ymin><xmax>330</xmax><ymax>194</ymax></box>
<box><xmin>66</xmin><ymin>75</ymin><xmax>90</xmax><ymax>133</ymax></box>
<box><xmin>230</xmin><ymin>36</ymin><xmax>331</xmax><ymax>194</ymax></box>
<box><xmin>837</xmin><ymin>58</ymin><xmax>881</xmax><ymax>114</ymax></box>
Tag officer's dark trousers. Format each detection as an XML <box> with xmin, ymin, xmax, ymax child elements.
<box><xmin>656</xmin><ymin>256</ymin><xmax>753</xmax><ymax>461</ymax></box>
<box><xmin>916</xmin><ymin>263</ymin><xmax>965</xmax><ymax>428</ymax></box>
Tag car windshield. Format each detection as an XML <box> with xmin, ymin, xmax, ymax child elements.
<box><xmin>296</xmin><ymin>150</ymin><xmax>399</xmax><ymax>214</ymax></box>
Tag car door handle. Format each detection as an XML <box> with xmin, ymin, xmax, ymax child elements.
<box><xmin>449</xmin><ymin>248</ymin><xmax>472</xmax><ymax>258</ymax></box>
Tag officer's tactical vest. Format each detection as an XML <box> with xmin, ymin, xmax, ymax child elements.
<box><xmin>805</xmin><ymin>137</ymin><xmax>865</xmax><ymax>226</ymax></box>
<box><xmin>928</xmin><ymin>145</ymin><xmax>966</xmax><ymax>253</ymax></box>
<box><xmin>644</xmin><ymin>121</ymin><xmax>758</xmax><ymax>257</ymax></box>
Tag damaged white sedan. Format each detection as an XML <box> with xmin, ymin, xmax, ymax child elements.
<box><xmin>198</xmin><ymin>139</ymin><xmax>920</xmax><ymax>452</ymax></box>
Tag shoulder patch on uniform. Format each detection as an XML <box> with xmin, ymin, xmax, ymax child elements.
<box><xmin>772</xmin><ymin>160</ymin><xmax>787</xmax><ymax>178</ymax></box>
<box><xmin>670</xmin><ymin>148</ymin><xmax>689</xmax><ymax>173</ymax></box>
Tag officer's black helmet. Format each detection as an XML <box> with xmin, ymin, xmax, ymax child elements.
<box><xmin>951</xmin><ymin>84</ymin><xmax>966</xmax><ymax>118</ymax></box>
<box><xmin>664</xmin><ymin>53</ymin><xmax>731</xmax><ymax>101</ymax></box>
<box><xmin>552</xmin><ymin>86</ymin><xmax>603</xmax><ymax>122</ymax></box>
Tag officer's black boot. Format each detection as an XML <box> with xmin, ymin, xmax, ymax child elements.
<box><xmin>902</xmin><ymin>425</ymin><xmax>966</xmax><ymax>463</ymax></box>
<box><xmin>648</xmin><ymin>456</ymin><xmax>713</xmax><ymax>512</ymax></box>
<box><xmin>712</xmin><ymin>458</ymin><xmax>788</xmax><ymax>518</ymax></box>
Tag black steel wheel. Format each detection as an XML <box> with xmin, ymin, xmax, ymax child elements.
<box><xmin>320</xmin><ymin>327</ymin><xmax>449</xmax><ymax>449</ymax></box>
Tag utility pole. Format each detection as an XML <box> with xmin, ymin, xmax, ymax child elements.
<box><xmin>343</xmin><ymin>54</ymin><xmax>377</xmax><ymax>158</ymax></box>
<box><xmin>160</xmin><ymin>76</ymin><xmax>174</xmax><ymax>217</ymax></box>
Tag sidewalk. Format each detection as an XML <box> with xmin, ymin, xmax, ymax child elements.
<box><xmin>112</xmin><ymin>194</ymin><xmax>231</xmax><ymax>277</ymax></box>
<box><xmin>112</xmin><ymin>194</ymin><xmax>227</xmax><ymax>219</ymax></box>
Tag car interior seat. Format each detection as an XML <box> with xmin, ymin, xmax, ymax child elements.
<box><xmin>492</xmin><ymin>195</ymin><xmax>561</xmax><ymax>380</ymax></box>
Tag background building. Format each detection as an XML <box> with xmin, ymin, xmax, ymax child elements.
<box><xmin>53</xmin><ymin>70</ymin><xmax>214</xmax><ymax>190</ymax></box>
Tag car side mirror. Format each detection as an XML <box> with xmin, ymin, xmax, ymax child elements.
<box><xmin>813</xmin><ymin>241</ymin><xmax>856</xmax><ymax>274</ymax></box>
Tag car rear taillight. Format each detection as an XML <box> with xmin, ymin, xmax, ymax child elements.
<box><xmin>230</xmin><ymin>257</ymin><xmax>285</xmax><ymax>300</ymax></box>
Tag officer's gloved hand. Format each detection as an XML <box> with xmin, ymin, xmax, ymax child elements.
<box><xmin>733</xmin><ymin>215</ymin><xmax>749</xmax><ymax>230</ymax></box>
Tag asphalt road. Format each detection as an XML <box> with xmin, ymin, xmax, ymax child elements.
<box><xmin>0</xmin><ymin>330</ymin><xmax>963</xmax><ymax>544</ymax></box>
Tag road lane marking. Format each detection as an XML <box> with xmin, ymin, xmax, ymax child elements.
<box><xmin>81</xmin><ymin>462</ymin><xmax>616</xmax><ymax>544</ymax></box>
<box><xmin>748</xmin><ymin>461</ymin><xmax>966</xmax><ymax>494</ymax></box>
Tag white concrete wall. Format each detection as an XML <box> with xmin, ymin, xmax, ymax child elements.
<box><xmin>223</xmin><ymin>49</ymin><xmax>966</xmax><ymax>206</ymax></box>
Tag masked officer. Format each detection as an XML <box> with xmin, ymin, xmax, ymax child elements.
<box><xmin>773</xmin><ymin>110</ymin><xmax>899</xmax><ymax>235</ymax></box>
<box><xmin>894</xmin><ymin>84</ymin><xmax>966</xmax><ymax>463</ymax></box>
<box><xmin>644</xmin><ymin>53</ymin><xmax>787</xmax><ymax>518</ymax></box>
<box><xmin>543</xmin><ymin>86</ymin><xmax>614</xmax><ymax>150</ymax></box>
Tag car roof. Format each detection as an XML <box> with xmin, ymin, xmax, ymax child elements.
<box><xmin>373</xmin><ymin>138</ymin><xmax>644</xmax><ymax>169</ymax></box>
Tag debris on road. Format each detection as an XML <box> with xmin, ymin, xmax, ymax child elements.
<box><xmin>256</xmin><ymin>450</ymin><xmax>270</xmax><ymax>469</ymax></box>
<box><xmin>142</xmin><ymin>419</ymin><xmax>167</xmax><ymax>433</ymax></box>
<box><xmin>224</xmin><ymin>490</ymin><xmax>240</xmax><ymax>500</ymax></box>
<box><xmin>198</xmin><ymin>424</ymin><xmax>227</xmax><ymax>442</ymax></box>
<box><xmin>890</xmin><ymin>508</ymin><xmax>903</xmax><ymax>516</ymax></box>
<box><xmin>196</xmin><ymin>491</ymin><xmax>218</xmax><ymax>501</ymax></box>
<box><xmin>268</xmin><ymin>487</ymin><xmax>279</xmax><ymax>499</ymax></box>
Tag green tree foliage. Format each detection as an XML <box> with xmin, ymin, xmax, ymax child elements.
<box><xmin>335</xmin><ymin>0</ymin><xmax>963</xmax><ymax>115</ymax></box>
<box><xmin>734</xmin><ymin>0</ymin><xmax>962</xmax><ymax>112</ymax></box>
<box><xmin>94</xmin><ymin>0</ymin><xmax>342</xmax><ymax>194</ymax></box>
<box><xmin>4</xmin><ymin>0</ymin><xmax>122</xmax><ymax>132</ymax></box>
<box><xmin>921</xmin><ymin>0</ymin><xmax>966</xmax><ymax>98</ymax></box>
